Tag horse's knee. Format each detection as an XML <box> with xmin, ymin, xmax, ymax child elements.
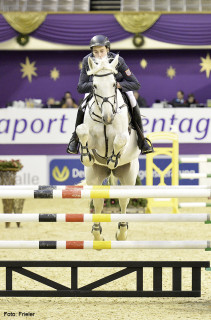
<box><xmin>76</xmin><ymin>124</ymin><xmax>89</xmax><ymax>145</ymax></box>
<box><xmin>113</xmin><ymin>134</ymin><xmax>128</xmax><ymax>153</ymax></box>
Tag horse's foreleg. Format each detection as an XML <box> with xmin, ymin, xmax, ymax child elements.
<box><xmin>85</xmin><ymin>165</ymin><xmax>111</xmax><ymax>242</ymax></box>
<box><xmin>114</xmin><ymin>159</ymin><xmax>139</xmax><ymax>240</ymax></box>
<box><xmin>76</xmin><ymin>124</ymin><xmax>94</xmax><ymax>167</ymax></box>
<box><xmin>116</xmin><ymin>198</ymin><xmax>129</xmax><ymax>240</ymax></box>
<box><xmin>107</xmin><ymin>133</ymin><xmax>128</xmax><ymax>169</ymax></box>
<box><xmin>91</xmin><ymin>198</ymin><xmax>104</xmax><ymax>241</ymax></box>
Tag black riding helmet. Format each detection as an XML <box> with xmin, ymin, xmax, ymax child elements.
<box><xmin>90</xmin><ymin>35</ymin><xmax>110</xmax><ymax>50</ymax></box>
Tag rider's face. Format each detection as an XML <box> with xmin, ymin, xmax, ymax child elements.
<box><xmin>92</xmin><ymin>46</ymin><xmax>108</xmax><ymax>59</ymax></box>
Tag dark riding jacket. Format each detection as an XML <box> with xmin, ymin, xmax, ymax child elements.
<box><xmin>77</xmin><ymin>52</ymin><xmax>140</xmax><ymax>94</ymax></box>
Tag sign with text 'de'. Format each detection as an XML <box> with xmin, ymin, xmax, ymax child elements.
<box><xmin>49</xmin><ymin>158</ymin><xmax>85</xmax><ymax>185</ymax></box>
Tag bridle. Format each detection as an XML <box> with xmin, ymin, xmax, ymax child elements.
<box><xmin>93</xmin><ymin>72</ymin><xmax>117</xmax><ymax>116</ymax></box>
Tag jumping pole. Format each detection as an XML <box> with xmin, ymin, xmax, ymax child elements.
<box><xmin>0</xmin><ymin>213</ymin><xmax>210</xmax><ymax>223</ymax></box>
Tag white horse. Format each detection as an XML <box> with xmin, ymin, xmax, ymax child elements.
<box><xmin>76</xmin><ymin>55</ymin><xmax>140</xmax><ymax>241</ymax></box>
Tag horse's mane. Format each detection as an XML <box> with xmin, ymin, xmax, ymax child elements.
<box><xmin>87</xmin><ymin>56</ymin><xmax>118</xmax><ymax>76</ymax></box>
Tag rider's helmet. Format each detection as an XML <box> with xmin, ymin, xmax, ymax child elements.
<box><xmin>90</xmin><ymin>35</ymin><xmax>110</xmax><ymax>50</ymax></box>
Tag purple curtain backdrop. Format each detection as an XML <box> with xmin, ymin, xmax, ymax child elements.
<box><xmin>1</xmin><ymin>49</ymin><xmax>211</xmax><ymax>107</ymax></box>
<box><xmin>1</xmin><ymin>14</ymin><xmax>211</xmax><ymax>45</ymax></box>
<box><xmin>31</xmin><ymin>14</ymin><xmax>131</xmax><ymax>45</ymax></box>
<box><xmin>0</xmin><ymin>15</ymin><xmax>18</xmax><ymax>42</ymax></box>
<box><xmin>143</xmin><ymin>14</ymin><xmax>211</xmax><ymax>45</ymax></box>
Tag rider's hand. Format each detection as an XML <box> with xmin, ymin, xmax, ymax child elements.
<box><xmin>117</xmin><ymin>82</ymin><xmax>122</xmax><ymax>89</ymax></box>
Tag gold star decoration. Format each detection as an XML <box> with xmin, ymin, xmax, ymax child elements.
<box><xmin>200</xmin><ymin>53</ymin><xmax>211</xmax><ymax>78</ymax></box>
<box><xmin>20</xmin><ymin>57</ymin><xmax>37</xmax><ymax>83</ymax></box>
<box><xmin>166</xmin><ymin>66</ymin><xmax>176</xmax><ymax>79</ymax></box>
<box><xmin>140</xmin><ymin>59</ymin><xmax>147</xmax><ymax>69</ymax></box>
<box><xmin>79</xmin><ymin>61</ymin><xmax>82</xmax><ymax>70</ymax></box>
<box><xmin>50</xmin><ymin>67</ymin><xmax>60</xmax><ymax>81</ymax></box>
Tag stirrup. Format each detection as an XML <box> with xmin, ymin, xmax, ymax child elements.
<box><xmin>66</xmin><ymin>133</ymin><xmax>79</xmax><ymax>154</ymax></box>
<box><xmin>141</xmin><ymin>137</ymin><xmax>154</xmax><ymax>155</ymax></box>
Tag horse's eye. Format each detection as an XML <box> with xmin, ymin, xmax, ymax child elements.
<box><xmin>94</xmin><ymin>85</ymin><xmax>97</xmax><ymax>89</ymax></box>
<box><xmin>113</xmin><ymin>83</ymin><xmax>116</xmax><ymax>87</ymax></box>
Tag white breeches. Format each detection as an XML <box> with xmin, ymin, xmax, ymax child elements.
<box><xmin>126</xmin><ymin>91</ymin><xmax>137</xmax><ymax>108</ymax></box>
<box><xmin>81</xmin><ymin>93</ymin><xmax>89</xmax><ymax>108</ymax></box>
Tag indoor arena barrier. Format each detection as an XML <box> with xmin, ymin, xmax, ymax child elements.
<box><xmin>0</xmin><ymin>186</ymin><xmax>211</xmax><ymax>199</ymax></box>
<box><xmin>0</xmin><ymin>260</ymin><xmax>209</xmax><ymax>297</ymax></box>
<box><xmin>0</xmin><ymin>213</ymin><xmax>210</xmax><ymax>223</ymax></box>
<box><xmin>0</xmin><ymin>240</ymin><xmax>210</xmax><ymax>250</ymax></box>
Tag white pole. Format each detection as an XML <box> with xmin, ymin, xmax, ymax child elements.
<box><xmin>0</xmin><ymin>185</ymin><xmax>211</xmax><ymax>190</ymax></box>
<box><xmin>179</xmin><ymin>156</ymin><xmax>211</xmax><ymax>163</ymax></box>
<box><xmin>0</xmin><ymin>188</ymin><xmax>210</xmax><ymax>199</ymax></box>
<box><xmin>82</xmin><ymin>188</ymin><xmax>211</xmax><ymax>199</ymax></box>
<box><xmin>179</xmin><ymin>202</ymin><xmax>211</xmax><ymax>208</ymax></box>
<box><xmin>0</xmin><ymin>240</ymin><xmax>209</xmax><ymax>250</ymax></box>
<box><xmin>0</xmin><ymin>213</ymin><xmax>209</xmax><ymax>223</ymax></box>
<box><xmin>180</xmin><ymin>173</ymin><xmax>210</xmax><ymax>179</ymax></box>
<box><xmin>107</xmin><ymin>240</ymin><xmax>210</xmax><ymax>249</ymax></box>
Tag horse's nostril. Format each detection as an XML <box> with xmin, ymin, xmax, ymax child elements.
<box><xmin>103</xmin><ymin>115</ymin><xmax>114</xmax><ymax>124</ymax></box>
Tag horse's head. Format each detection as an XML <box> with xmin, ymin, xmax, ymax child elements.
<box><xmin>87</xmin><ymin>54</ymin><xmax>119</xmax><ymax>125</ymax></box>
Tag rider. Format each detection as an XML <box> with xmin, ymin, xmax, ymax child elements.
<box><xmin>66</xmin><ymin>35</ymin><xmax>153</xmax><ymax>155</ymax></box>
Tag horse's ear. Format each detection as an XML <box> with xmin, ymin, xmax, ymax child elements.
<box><xmin>88</xmin><ymin>56</ymin><xmax>97</xmax><ymax>72</ymax></box>
<box><xmin>110</xmin><ymin>54</ymin><xmax>119</xmax><ymax>71</ymax></box>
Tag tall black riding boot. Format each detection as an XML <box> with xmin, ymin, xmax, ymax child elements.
<box><xmin>66</xmin><ymin>108</ymin><xmax>85</xmax><ymax>154</ymax></box>
<box><xmin>132</xmin><ymin>104</ymin><xmax>154</xmax><ymax>154</ymax></box>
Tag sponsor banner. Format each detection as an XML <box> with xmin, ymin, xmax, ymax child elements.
<box><xmin>48</xmin><ymin>156</ymin><xmax>199</xmax><ymax>186</ymax></box>
<box><xmin>0</xmin><ymin>156</ymin><xmax>48</xmax><ymax>185</ymax></box>
<box><xmin>48</xmin><ymin>156</ymin><xmax>85</xmax><ymax>185</ymax></box>
<box><xmin>0</xmin><ymin>108</ymin><xmax>210</xmax><ymax>144</ymax></box>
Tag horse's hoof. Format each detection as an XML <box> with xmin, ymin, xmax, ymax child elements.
<box><xmin>115</xmin><ymin>230</ymin><xmax>128</xmax><ymax>241</ymax></box>
<box><xmin>92</xmin><ymin>224</ymin><xmax>104</xmax><ymax>243</ymax></box>
<box><xmin>92</xmin><ymin>231</ymin><xmax>104</xmax><ymax>241</ymax></box>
